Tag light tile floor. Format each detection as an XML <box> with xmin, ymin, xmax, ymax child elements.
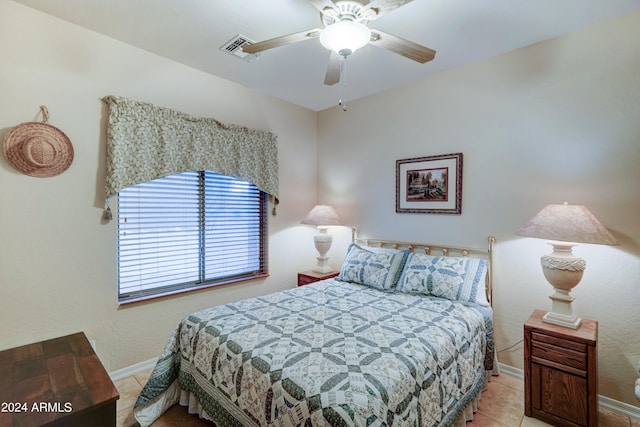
<box><xmin>115</xmin><ymin>370</ymin><xmax>640</xmax><ymax>427</ymax></box>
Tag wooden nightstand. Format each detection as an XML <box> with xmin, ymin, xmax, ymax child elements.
<box><xmin>0</xmin><ymin>332</ymin><xmax>119</xmax><ymax>427</ymax></box>
<box><xmin>297</xmin><ymin>270</ymin><xmax>339</xmax><ymax>286</ymax></box>
<box><xmin>524</xmin><ymin>309</ymin><xmax>598</xmax><ymax>427</ymax></box>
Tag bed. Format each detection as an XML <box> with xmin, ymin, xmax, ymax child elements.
<box><xmin>134</xmin><ymin>236</ymin><xmax>497</xmax><ymax>427</ymax></box>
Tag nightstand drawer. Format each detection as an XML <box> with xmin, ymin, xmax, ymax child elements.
<box><xmin>531</xmin><ymin>340</ymin><xmax>587</xmax><ymax>374</ymax></box>
<box><xmin>531</xmin><ymin>332</ymin><xmax>587</xmax><ymax>353</ymax></box>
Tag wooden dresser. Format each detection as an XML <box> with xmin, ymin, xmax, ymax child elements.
<box><xmin>0</xmin><ymin>332</ymin><xmax>119</xmax><ymax>427</ymax></box>
<box><xmin>524</xmin><ymin>309</ymin><xmax>598</xmax><ymax>427</ymax></box>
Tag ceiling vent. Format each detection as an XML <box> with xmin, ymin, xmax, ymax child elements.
<box><xmin>220</xmin><ymin>35</ymin><xmax>259</xmax><ymax>62</ymax></box>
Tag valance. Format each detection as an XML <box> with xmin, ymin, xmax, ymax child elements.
<box><xmin>102</xmin><ymin>95</ymin><xmax>278</xmax><ymax>205</ymax></box>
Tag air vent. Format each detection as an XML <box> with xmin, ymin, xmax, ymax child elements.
<box><xmin>220</xmin><ymin>35</ymin><xmax>259</xmax><ymax>62</ymax></box>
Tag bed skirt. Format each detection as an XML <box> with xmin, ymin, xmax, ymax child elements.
<box><xmin>136</xmin><ymin>371</ymin><xmax>497</xmax><ymax>427</ymax></box>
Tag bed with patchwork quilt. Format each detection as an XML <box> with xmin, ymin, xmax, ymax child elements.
<box><xmin>134</xmin><ymin>238</ymin><xmax>496</xmax><ymax>427</ymax></box>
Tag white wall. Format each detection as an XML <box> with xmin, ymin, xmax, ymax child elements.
<box><xmin>0</xmin><ymin>0</ymin><xmax>320</xmax><ymax>371</ymax></box>
<box><xmin>318</xmin><ymin>11</ymin><xmax>640</xmax><ymax>405</ymax></box>
<box><xmin>3</xmin><ymin>0</ymin><xmax>640</xmax><ymax>408</ymax></box>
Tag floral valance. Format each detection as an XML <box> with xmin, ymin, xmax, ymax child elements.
<box><xmin>102</xmin><ymin>95</ymin><xmax>278</xmax><ymax>204</ymax></box>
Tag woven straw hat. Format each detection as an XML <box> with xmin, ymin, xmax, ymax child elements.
<box><xmin>3</xmin><ymin>118</ymin><xmax>74</xmax><ymax>178</ymax></box>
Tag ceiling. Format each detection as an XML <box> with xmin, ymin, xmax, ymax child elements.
<box><xmin>13</xmin><ymin>0</ymin><xmax>640</xmax><ymax>111</ymax></box>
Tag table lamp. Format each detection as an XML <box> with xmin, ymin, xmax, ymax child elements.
<box><xmin>517</xmin><ymin>202</ymin><xmax>618</xmax><ymax>329</ymax></box>
<box><xmin>301</xmin><ymin>205</ymin><xmax>342</xmax><ymax>273</ymax></box>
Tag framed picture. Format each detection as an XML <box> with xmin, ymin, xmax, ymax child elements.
<box><xmin>396</xmin><ymin>152</ymin><xmax>463</xmax><ymax>214</ymax></box>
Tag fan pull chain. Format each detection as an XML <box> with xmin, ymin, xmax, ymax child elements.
<box><xmin>339</xmin><ymin>56</ymin><xmax>348</xmax><ymax>112</ymax></box>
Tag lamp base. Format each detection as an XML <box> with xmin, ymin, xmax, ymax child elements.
<box><xmin>313</xmin><ymin>256</ymin><xmax>333</xmax><ymax>274</ymax></box>
<box><xmin>539</xmin><ymin>242</ymin><xmax>585</xmax><ymax>329</ymax></box>
<box><xmin>312</xmin><ymin>229</ymin><xmax>333</xmax><ymax>274</ymax></box>
<box><xmin>543</xmin><ymin>309</ymin><xmax>582</xmax><ymax>329</ymax></box>
<box><xmin>542</xmin><ymin>286</ymin><xmax>582</xmax><ymax>329</ymax></box>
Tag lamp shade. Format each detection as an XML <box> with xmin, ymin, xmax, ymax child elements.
<box><xmin>517</xmin><ymin>203</ymin><xmax>618</xmax><ymax>245</ymax></box>
<box><xmin>301</xmin><ymin>205</ymin><xmax>342</xmax><ymax>226</ymax></box>
<box><xmin>319</xmin><ymin>21</ymin><xmax>371</xmax><ymax>55</ymax></box>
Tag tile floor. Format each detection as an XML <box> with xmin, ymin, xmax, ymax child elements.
<box><xmin>115</xmin><ymin>369</ymin><xmax>639</xmax><ymax>427</ymax></box>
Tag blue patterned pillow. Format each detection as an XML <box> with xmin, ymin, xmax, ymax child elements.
<box><xmin>338</xmin><ymin>244</ymin><xmax>408</xmax><ymax>291</ymax></box>
<box><xmin>397</xmin><ymin>253</ymin><xmax>488</xmax><ymax>305</ymax></box>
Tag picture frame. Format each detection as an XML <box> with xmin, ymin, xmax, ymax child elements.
<box><xmin>396</xmin><ymin>152</ymin><xmax>463</xmax><ymax>214</ymax></box>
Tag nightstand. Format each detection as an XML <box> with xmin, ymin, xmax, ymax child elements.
<box><xmin>524</xmin><ymin>309</ymin><xmax>598</xmax><ymax>427</ymax></box>
<box><xmin>297</xmin><ymin>270</ymin><xmax>339</xmax><ymax>286</ymax></box>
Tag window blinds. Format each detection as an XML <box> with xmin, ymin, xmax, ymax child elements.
<box><xmin>118</xmin><ymin>171</ymin><xmax>267</xmax><ymax>302</ymax></box>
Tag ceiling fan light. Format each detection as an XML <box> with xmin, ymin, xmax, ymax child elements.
<box><xmin>320</xmin><ymin>21</ymin><xmax>371</xmax><ymax>56</ymax></box>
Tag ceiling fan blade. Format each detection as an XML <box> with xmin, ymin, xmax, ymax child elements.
<box><xmin>369</xmin><ymin>29</ymin><xmax>435</xmax><ymax>63</ymax></box>
<box><xmin>324</xmin><ymin>51</ymin><xmax>342</xmax><ymax>86</ymax></box>
<box><xmin>308</xmin><ymin>0</ymin><xmax>339</xmax><ymax>18</ymax></box>
<box><xmin>361</xmin><ymin>0</ymin><xmax>414</xmax><ymax>20</ymax></box>
<box><xmin>242</xmin><ymin>29</ymin><xmax>321</xmax><ymax>54</ymax></box>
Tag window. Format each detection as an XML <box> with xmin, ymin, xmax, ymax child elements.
<box><xmin>117</xmin><ymin>170</ymin><xmax>267</xmax><ymax>303</ymax></box>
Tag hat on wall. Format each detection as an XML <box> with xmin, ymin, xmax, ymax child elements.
<box><xmin>2</xmin><ymin>106</ymin><xmax>74</xmax><ymax>178</ymax></box>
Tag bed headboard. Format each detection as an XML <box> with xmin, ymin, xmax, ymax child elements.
<box><xmin>353</xmin><ymin>234</ymin><xmax>496</xmax><ymax>306</ymax></box>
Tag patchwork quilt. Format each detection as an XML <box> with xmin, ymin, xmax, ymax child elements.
<box><xmin>134</xmin><ymin>279</ymin><xmax>493</xmax><ymax>427</ymax></box>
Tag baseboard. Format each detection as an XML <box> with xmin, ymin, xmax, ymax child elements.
<box><xmin>497</xmin><ymin>362</ymin><xmax>640</xmax><ymax>420</ymax></box>
<box><xmin>497</xmin><ymin>362</ymin><xmax>524</xmax><ymax>380</ymax></box>
<box><xmin>599</xmin><ymin>395</ymin><xmax>640</xmax><ymax>420</ymax></box>
<box><xmin>109</xmin><ymin>357</ymin><xmax>158</xmax><ymax>382</ymax></box>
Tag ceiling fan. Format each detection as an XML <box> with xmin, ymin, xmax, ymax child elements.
<box><xmin>242</xmin><ymin>0</ymin><xmax>436</xmax><ymax>86</ymax></box>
